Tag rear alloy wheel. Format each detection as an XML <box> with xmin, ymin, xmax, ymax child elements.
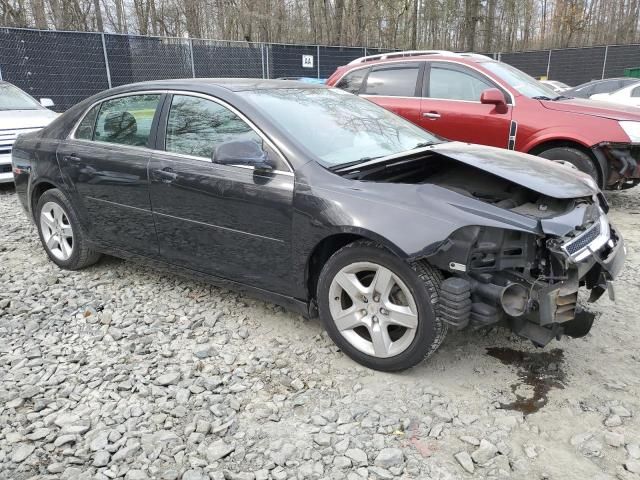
<box><xmin>317</xmin><ymin>241</ymin><xmax>447</xmax><ymax>371</ymax></box>
<box><xmin>36</xmin><ymin>188</ymin><xmax>101</xmax><ymax>270</ymax></box>
<box><xmin>537</xmin><ymin>147</ymin><xmax>601</xmax><ymax>187</ymax></box>
<box><xmin>40</xmin><ymin>201</ymin><xmax>74</xmax><ymax>261</ymax></box>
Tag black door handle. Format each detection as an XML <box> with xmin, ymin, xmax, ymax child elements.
<box><xmin>64</xmin><ymin>154</ymin><xmax>82</xmax><ymax>163</ymax></box>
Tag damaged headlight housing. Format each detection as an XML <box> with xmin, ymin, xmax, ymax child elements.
<box><xmin>619</xmin><ymin>121</ymin><xmax>640</xmax><ymax>143</ymax></box>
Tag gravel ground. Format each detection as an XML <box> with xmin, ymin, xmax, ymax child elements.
<box><xmin>1</xmin><ymin>183</ymin><xmax>639</xmax><ymax>480</ymax></box>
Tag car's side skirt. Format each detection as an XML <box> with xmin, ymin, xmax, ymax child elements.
<box><xmin>87</xmin><ymin>241</ymin><xmax>312</xmax><ymax>318</ymax></box>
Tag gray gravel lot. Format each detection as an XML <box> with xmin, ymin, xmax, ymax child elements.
<box><xmin>1</xmin><ymin>184</ymin><xmax>639</xmax><ymax>480</ymax></box>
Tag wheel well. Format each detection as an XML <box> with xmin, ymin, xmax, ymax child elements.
<box><xmin>30</xmin><ymin>182</ymin><xmax>56</xmax><ymax>219</ymax></box>
<box><xmin>306</xmin><ymin>234</ymin><xmax>364</xmax><ymax>302</ymax></box>
<box><xmin>528</xmin><ymin>140</ymin><xmax>603</xmax><ymax>187</ymax></box>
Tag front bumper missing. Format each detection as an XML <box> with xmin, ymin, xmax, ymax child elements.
<box><xmin>438</xmin><ymin>222</ymin><xmax>626</xmax><ymax>346</ymax></box>
<box><xmin>594</xmin><ymin>143</ymin><xmax>640</xmax><ymax>189</ymax></box>
<box><xmin>513</xmin><ymin>226</ymin><xmax>625</xmax><ymax>345</ymax></box>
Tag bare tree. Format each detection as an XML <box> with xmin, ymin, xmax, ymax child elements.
<box><xmin>2</xmin><ymin>0</ymin><xmax>640</xmax><ymax>52</ymax></box>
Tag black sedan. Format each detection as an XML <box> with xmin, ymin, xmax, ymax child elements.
<box><xmin>12</xmin><ymin>79</ymin><xmax>625</xmax><ymax>371</ymax></box>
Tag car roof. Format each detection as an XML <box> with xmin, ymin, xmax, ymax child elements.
<box><xmin>120</xmin><ymin>78</ymin><xmax>327</xmax><ymax>92</ymax></box>
<box><xmin>342</xmin><ymin>52</ymin><xmax>492</xmax><ymax>70</ymax></box>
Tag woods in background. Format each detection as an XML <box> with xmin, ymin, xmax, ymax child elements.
<box><xmin>1</xmin><ymin>0</ymin><xmax>639</xmax><ymax>52</ymax></box>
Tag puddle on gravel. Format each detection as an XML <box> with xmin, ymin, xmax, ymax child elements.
<box><xmin>486</xmin><ymin>347</ymin><xmax>565</xmax><ymax>415</ymax></box>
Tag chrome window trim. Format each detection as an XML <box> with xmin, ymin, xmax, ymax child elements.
<box><xmin>333</xmin><ymin>58</ymin><xmax>516</xmax><ymax>106</ymax></box>
<box><xmin>68</xmin><ymin>89</ymin><xmax>294</xmax><ymax>175</ymax></box>
<box><xmin>153</xmin><ymin>149</ymin><xmax>294</xmax><ymax>177</ymax></box>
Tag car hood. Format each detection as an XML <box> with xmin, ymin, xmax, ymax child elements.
<box><xmin>429</xmin><ymin>142</ymin><xmax>598</xmax><ymax>199</ymax></box>
<box><xmin>0</xmin><ymin>109</ymin><xmax>58</xmax><ymax>130</ymax></box>
<box><xmin>540</xmin><ymin>97</ymin><xmax>640</xmax><ymax>121</ymax></box>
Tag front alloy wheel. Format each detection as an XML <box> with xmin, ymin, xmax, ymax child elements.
<box><xmin>328</xmin><ymin>262</ymin><xmax>418</xmax><ymax>358</ymax></box>
<box><xmin>317</xmin><ymin>241</ymin><xmax>447</xmax><ymax>371</ymax></box>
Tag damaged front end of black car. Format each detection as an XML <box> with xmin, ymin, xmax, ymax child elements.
<box><xmin>332</xmin><ymin>142</ymin><xmax>626</xmax><ymax>348</ymax></box>
<box><xmin>429</xmin><ymin>205</ymin><xmax>624</xmax><ymax>346</ymax></box>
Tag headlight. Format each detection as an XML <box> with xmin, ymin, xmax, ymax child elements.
<box><xmin>619</xmin><ymin>121</ymin><xmax>640</xmax><ymax>142</ymax></box>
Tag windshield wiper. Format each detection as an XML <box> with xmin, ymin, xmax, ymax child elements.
<box><xmin>329</xmin><ymin>156</ymin><xmax>382</xmax><ymax>171</ymax></box>
<box><xmin>552</xmin><ymin>95</ymin><xmax>573</xmax><ymax>101</ymax></box>
<box><xmin>532</xmin><ymin>95</ymin><xmax>553</xmax><ymax>101</ymax></box>
<box><xmin>413</xmin><ymin>141</ymin><xmax>436</xmax><ymax>149</ymax></box>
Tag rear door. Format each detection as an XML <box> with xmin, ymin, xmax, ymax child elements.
<box><xmin>57</xmin><ymin>93</ymin><xmax>163</xmax><ymax>256</ymax></box>
<box><xmin>358</xmin><ymin>62</ymin><xmax>424</xmax><ymax>125</ymax></box>
<box><xmin>148</xmin><ymin>93</ymin><xmax>294</xmax><ymax>294</ymax></box>
<box><xmin>419</xmin><ymin>62</ymin><xmax>512</xmax><ymax>148</ymax></box>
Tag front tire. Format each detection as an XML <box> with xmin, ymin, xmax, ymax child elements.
<box><xmin>36</xmin><ymin>188</ymin><xmax>101</xmax><ymax>270</ymax></box>
<box><xmin>317</xmin><ymin>241</ymin><xmax>447</xmax><ymax>371</ymax></box>
<box><xmin>537</xmin><ymin>147</ymin><xmax>601</xmax><ymax>186</ymax></box>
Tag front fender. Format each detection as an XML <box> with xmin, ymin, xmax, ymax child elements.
<box><xmin>521</xmin><ymin>130</ymin><xmax>594</xmax><ymax>154</ymax></box>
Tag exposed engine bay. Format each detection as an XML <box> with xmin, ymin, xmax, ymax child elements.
<box><xmin>345</xmin><ymin>150</ymin><xmax>626</xmax><ymax>347</ymax></box>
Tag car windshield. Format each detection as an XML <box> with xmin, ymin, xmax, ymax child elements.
<box><xmin>483</xmin><ymin>61</ymin><xmax>561</xmax><ymax>99</ymax></box>
<box><xmin>0</xmin><ymin>83</ymin><xmax>43</xmax><ymax>111</ymax></box>
<box><xmin>241</xmin><ymin>88</ymin><xmax>440</xmax><ymax>167</ymax></box>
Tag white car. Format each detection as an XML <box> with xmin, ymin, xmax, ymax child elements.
<box><xmin>1</xmin><ymin>82</ymin><xmax>58</xmax><ymax>183</ymax></box>
<box><xmin>540</xmin><ymin>80</ymin><xmax>570</xmax><ymax>93</ymax></box>
<box><xmin>591</xmin><ymin>82</ymin><xmax>640</xmax><ymax>107</ymax></box>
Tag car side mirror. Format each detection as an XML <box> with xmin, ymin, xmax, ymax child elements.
<box><xmin>40</xmin><ymin>98</ymin><xmax>55</xmax><ymax>108</ymax></box>
<box><xmin>480</xmin><ymin>88</ymin><xmax>508</xmax><ymax>114</ymax></box>
<box><xmin>212</xmin><ymin>139</ymin><xmax>275</xmax><ymax>172</ymax></box>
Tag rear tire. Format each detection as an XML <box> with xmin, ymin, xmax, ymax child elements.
<box><xmin>36</xmin><ymin>188</ymin><xmax>101</xmax><ymax>270</ymax></box>
<box><xmin>537</xmin><ymin>147</ymin><xmax>601</xmax><ymax>186</ymax></box>
<box><xmin>317</xmin><ymin>240</ymin><xmax>447</xmax><ymax>371</ymax></box>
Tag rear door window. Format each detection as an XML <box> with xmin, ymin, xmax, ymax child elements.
<box><xmin>94</xmin><ymin>94</ymin><xmax>161</xmax><ymax>147</ymax></box>
<box><xmin>363</xmin><ymin>63</ymin><xmax>420</xmax><ymax>97</ymax></box>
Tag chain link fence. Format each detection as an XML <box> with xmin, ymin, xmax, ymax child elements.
<box><xmin>498</xmin><ymin>45</ymin><xmax>640</xmax><ymax>87</ymax></box>
<box><xmin>2</xmin><ymin>26</ymin><xmax>640</xmax><ymax>111</ymax></box>
<box><xmin>0</xmin><ymin>27</ymin><xmax>394</xmax><ymax>111</ymax></box>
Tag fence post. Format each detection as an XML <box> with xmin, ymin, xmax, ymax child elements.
<box><xmin>189</xmin><ymin>39</ymin><xmax>196</xmax><ymax>78</ymax></box>
<box><xmin>101</xmin><ymin>33</ymin><xmax>112</xmax><ymax>89</ymax></box>
<box><xmin>546</xmin><ymin>49</ymin><xmax>552</xmax><ymax>78</ymax></box>
<box><xmin>602</xmin><ymin>45</ymin><xmax>609</xmax><ymax>80</ymax></box>
<box><xmin>261</xmin><ymin>43</ymin><xmax>265</xmax><ymax>79</ymax></box>
<box><xmin>317</xmin><ymin>45</ymin><xmax>321</xmax><ymax>79</ymax></box>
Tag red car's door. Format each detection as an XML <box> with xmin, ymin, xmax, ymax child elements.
<box><xmin>419</xmin><ymin>62</ymin><xmax>513</xmax><ymax>148</ymax></box>
<box><xmin>357</xmin><ymin>61</ymin><xmax>424</xmax><ymax>125</ymax></box>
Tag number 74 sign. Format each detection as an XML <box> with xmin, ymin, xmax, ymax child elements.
<box><xmin>302</xmin><ymin>55</ymin><xmax>314</xmax><ymax>68</ymax></box>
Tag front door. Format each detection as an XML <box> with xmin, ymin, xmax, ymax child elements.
<box><xmin>57</xmin><ymin>93</ymin><xmax>163</xmax><ymax>256</ymax></box>
<box><xmin>148</xmin><ymin>93</ymin><xmax>294</xmax><ymax>294</ymax></box>
<box><xmin>419</xmin><ymin>62</ymin><xmax>512</xmax><ymax>148</ymax></box>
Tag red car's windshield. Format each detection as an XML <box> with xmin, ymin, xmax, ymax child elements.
<box><xmin>482</xmin><ymin>61</ymin><xmax>561</xmax><ymax>99</ymax></box>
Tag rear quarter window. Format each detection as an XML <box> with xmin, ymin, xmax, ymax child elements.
<box><xmin>335</xmin><ymin>68</ymin><xmax>369</xmax><ymax>94</ymax></box>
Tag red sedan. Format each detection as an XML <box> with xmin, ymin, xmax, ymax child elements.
<box><xmin>327</xmin><ymin>50</ymin><xmax>640</xmax><ymax>190</ymax></box>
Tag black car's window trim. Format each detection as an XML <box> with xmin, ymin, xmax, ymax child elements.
<box><xmin>423</xmin><ymin>61</ymin><xmax>513</xmax><ymax>105</ymax></box>
<box><xmin>68</xmin><ymin>90</ymin><xmax>293</xmax><ymax>175</ymax></box>
<box><xmin>333</xmin><ymin>58</ymin><xmax>515</xmax><ymax>106</ymax></box>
